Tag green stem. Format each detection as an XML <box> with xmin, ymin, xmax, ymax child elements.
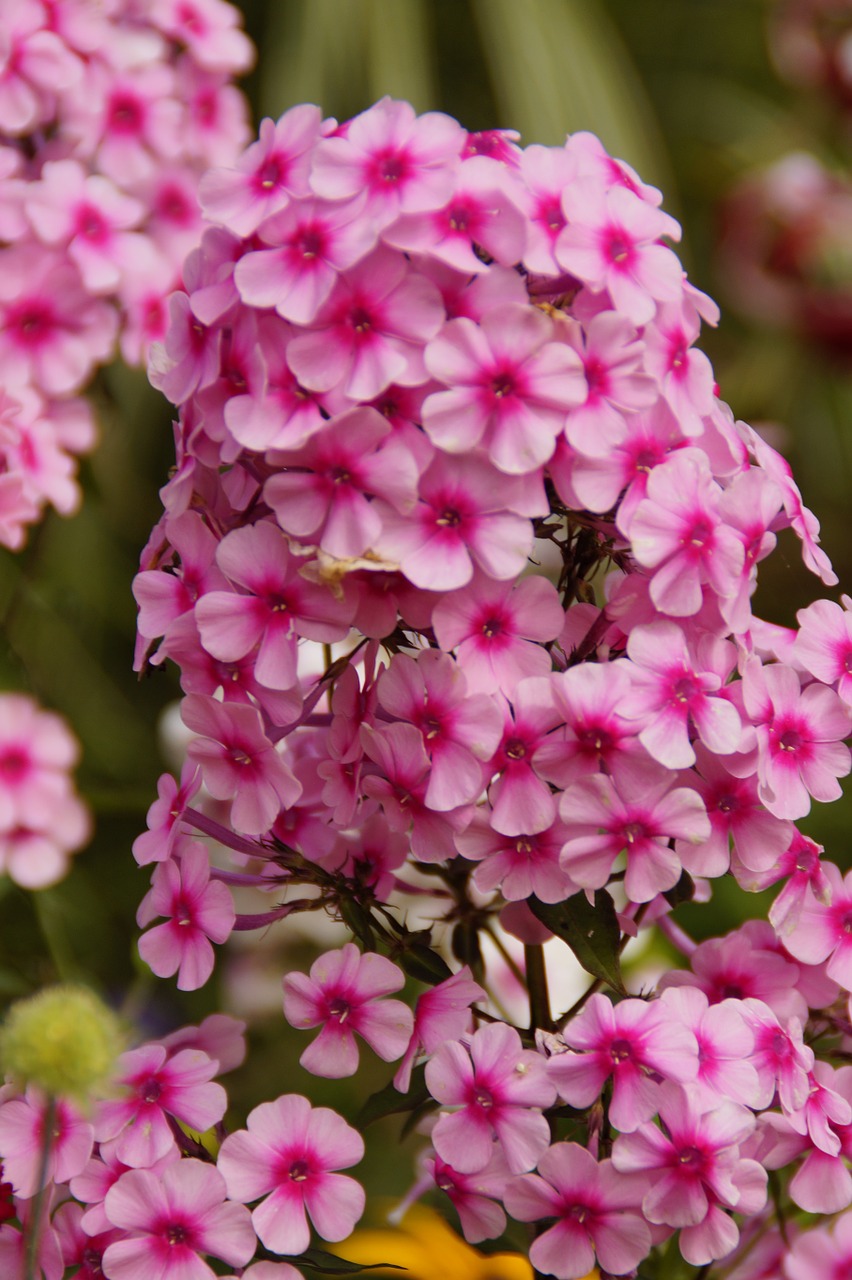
<box><xmin>24</xmin><ymin>1094</ymin><xmax>56</xmax><ymax>1280</ymax></box>
<box><xmin>524</xmin><ymin>943</ymin><xmax>551</xmax><ymax>1032</ymax></box>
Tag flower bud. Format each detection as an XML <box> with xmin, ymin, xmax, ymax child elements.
<box><xmin>0</xmin><ymin>984</ymin><xmax>122</xmax><ymax>1102</ymax></box>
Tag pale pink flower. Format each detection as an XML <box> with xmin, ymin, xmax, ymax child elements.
<box><xmin>137</xmin><ymin>839</ymin><xmax>235</xmax><ymax>990</ymax></box>
<box><xmin>547</xmin><ymin>992</ymin><xmax>698</xmax><ymax>1130</ymax></box>
<box><xmin>660</xmin><ymin>922</ymin><xmax>808</xmax><ymax>1024</ymax></box>
<box><xmin>785</xmin><ymin>1213</ymin><xmax>852</xmax><ymax>1280</ymax></box>
<box><xmin>532</xmin><ymin>660</ymin><xmax>642</xmax><ymax>788</ymax></box>
<box><xmin>0</xmin><ymin>1089</ymin><xmax>92</xmax><ymax>1197</ymax></box>
<box><xmin>562</xmin><ymin>308</ymin><xmax>657</xmax><ymax>456</ymax></box>
<box><xmin>132</xmin><ymin>761</ymin><xmax>203</xmax><ymax>866</ymax></box>
<box><xmin>425</xmin><ymin>1151</ymin><xmax>509</xmax><ymax>1243</ymax></box>
<box><xmin>794</xmin><ymin>595</ymin><xmax>852</xmax><ymax>704</ymax></box>
<box><xmin>422</xmin><ymin>304</ymin><xmax>585</xmax><ymax>473</ymax></box>
<box><xmin>425</xmin><ymin>1023</ymin><xmax>557</xmax><ymax>1174</ymax></box>
<box><xmin>784</xmin><ymin>861</ymin><xmax>852</xmax><ymax>992</ymax></box>
<box><xmin>456</xmin><ymin>812</ymin><xmax>576</xmax><ymax>905</ymax></box>
<box><xmin>393</xmin><ymin>967</ymin><xmax>485</xmax><ymax>1093</ymax></box>
<box><xmin>217</xmin><ymin>1094</ymin><xmax>365</xmax><ymax>1256</ymax></box>
<box><xmin>102</xmin><ymin>1159</ymin><xmax>255</xmax><ymax>1280</ymax></box>
<box><xmin>643</xmin><ymin>299</ymin><xmax>716</xmax><ymax>435</ymax></box>
<box><xmin>659</xmin><ymin>987</ymin><xmax>761</xmax><ymax>1108</ymax></box>
<box><xmin>504</xmin><ymin>1142</ymin><xmax>651</xmax><ymax>1280</ymax></box>
<box><xmin>282</xmin><ymin>943</ymin><xmax>413</xmax><ymax>1078</ymax></box>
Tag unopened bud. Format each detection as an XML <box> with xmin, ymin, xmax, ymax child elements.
<box><xmin>0</xmin><ymin>984</ymin><xmax>122</xmax><ymax>1103</ymax></box>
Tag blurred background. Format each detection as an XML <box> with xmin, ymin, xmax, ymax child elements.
<box><xmin>1</xmin><ymin>0</ymin><xmax>852</xmax><ymax>1223</ymax></box>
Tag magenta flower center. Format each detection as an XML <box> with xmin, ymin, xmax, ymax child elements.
<box><xmin>610</xmin><ymin>1038</ymin><xmax>632</xmax><ymax>1063</ymax></box>
<box><xmin>257</xmin><ymin>157</ymin><xmax>284</xmax><ymax>191</ymax></box>
<box><xmin>676</xmin><ymin>1145</ymin><xmax>704</xmax><ymax>1171</ymax></box>
<box><xmin>141</xmin><ymin>1077</ymin><xmax>162</xmax><ymax>1103</ymax></box>
<box><xmin>166</xmin><ymin>1224</ymin><xmax>189</xmax><ymax>1246</ymax></box>
<box><xmin>294</xmin><ymin>227</ymin><xmax>325</xmax><ymax>260</ymax></box>
<box><xmin>288</xmin><ymin>1158</ymin><xmax>310</xmax><ymax>1182</ymax></box>
<box><xmin>327</xmin><ymin>996</ymin><xmax>351</xmax><ymax>1023</ymax></box>
<box><xmin>504</xmin><ymin>738</ymin><xmax>527</xmax><ymax>761</ymax></box>
<box><xmin>622</xmin><ymin>820</ymin><xmax>647</xmax><ymax>844</ymax></box>
<box><xmin>0</xmin><ymin>747</ymin><xmax>30</xmax><ymax>782</ymax></box>
<box><xmin>604</xmin><ymin>227</ymin><xmax>633</xmax><ymax>265</ymax></box>
<box><xmin>10</xmin><ymin>302</ymin><xmax>56</xmax><ymax>347</ymax></box>
<box><xmin>109</xmin><ymin>93</ymin><xmax>144</xmax><ymax>134</ymax></box>
<box><xmin>568</xmin><ymin>1203</ymin><xmax>589</xmax><ymax>1224</ymax></box>
<box><xmin>684</xmin><ymin>517</ymin><xmax>713</xmax><ymax>550</ymax></box>
<box><xmin>673</xmin><ymin>676</ymin><xmax>698</xmax><ymax>703</ymax></box>
<box><xmin>778</xmin><ymin>728</ymin><xmax>803</xmax><ymax>753</ymax></box>
<box><xmin>481</xmin><ymin>614</ymin><xmax>504</xmax><ymax>638</ymax></box>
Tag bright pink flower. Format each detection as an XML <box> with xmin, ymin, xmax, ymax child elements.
<box><xmin>132</xmin><ymin>761</ymin><xmax>203</xmax><ymax>866</ymax></box>
<box><xmin>786</xmin><ymin>1213</ymin><xmax>852</xmax><ymax>1280</ymax></box>
<box><xmin>518</xmin><ymin>143</ymin><xmax>577</xmax><ymax>275</ymax></box>
<box><xmin>217</xmin><ymin>1094</ymin><xmax>365</xmax><ymax>1256</ymax></box>
<box><xmin>183</xmin><ymin>695</ymin><xmax>301</xmax><ymax>835</ymax></box>
<box><xmin>95</xmin><ymin>1044</ymin><xmax>226</xmax><ymax>1168</ymax></box>
<box><xmin>199</xmin><ymin>106</ymin><xmax>322</xmax><ymax>234</ymax></box>
<box><xmin>393</xmin><ymin>967</ymin><xmax>486</xmax><ymax>1093</ymax></box>
<box><xmin>741</xmin><ymin>658</ymin><xmax>852</xmax><ymax>821</ymax></box>
<box><xmin>431</xmin><ymin>571</ymin><xmax>564</xmax><ymax>696</ymax></box>
<box><xmin>456</xmin><ymin>812</ymin><xmax>576</xmax><ymax>905</ymax></box>
<box><xmin>310</xmin><ymin>97</ymin><xmax>465</xmax><ymax>229</ymax></box>
<box><xmin>422</xmin><ymin>303</ymin><xmax>585</xmax><ymax>473</ymax></box>
<box><xmin>562</xmin><ymin>308</ymin><xmax>657</xmax><ymax>456</ymax></box>
<box><xmin>643</xmin><ymin>299</ymin><xmax>716</xmax><ymax>435</ymax></box>
<box><xmin>0</xmin><ymin>1089</ymin><xmax>92</xmax><ymax>1198</ymax></box>
<box><xmin>532</xmin><ymin>660</ymin><xmax>641</xmax><ymax>788</ymax></box>
<box><xmin>547</xmin><ymin>992</ymin><xmax>698</xmax><ymax>1130</ymax></box>
<box><xmin>425</xmin><ymin>1023</ymin><xmax>557</xmax><ymax>1174</ymax></box>
<box><xmin>558</xmin><ymin>761</ymin><xmax>710</xmax><ymax>902</ymax></box>
<box><xmin>659</xmin><ymin>987</ymin><xmax>761</xmax><ymax>1108</ymax></box>
<box><xmin>425</xmin><ymin>1150</ymin><xmax>509</xmax><ymax>1243</ymax></box>
<box><xmin>377</xmin><ymin>649</ymin><xmax>503</xmax><ymax>811</ymax></box>
<box><xmin>504</xmin><ymin>1142</ymin><xmax>651</xmax><ymax>1280</ymax></box>
<box><xmin>102</xmin><ymin>1159</ymin><xmax>255</xmax><ymax>1280</ymax></box>
<box><xmin>612</xmin><ymin>1083</ymin><xmax>767</xmax><ymax>1265</ymax></box>
<box><xmin>137</xmin><ymin>839</ymin><xmax>236</xmax><ymax>991</ymax></box>
<box><xmin>282</xmin><ymin>943</ymin><xmax>413</xmax><ymax>1078</ymax></box>
<box><xmin>784</xmin><ymin>862</ymin><xmax>852</xmax><ymax>992</ymax></box>
<box><xmin>557</xmin><ymin>182</ymin><xmax>683</xmax><ymax>325</ymax></box>
<box><xmin>627</xmin><ymin>452</ymin><xmax>745</xmax><ymax>617</ymax></box>
<box><xmin>794</xmin><ymin>596</ymin><xmax>852</xmax><ymax>704</ymax></box>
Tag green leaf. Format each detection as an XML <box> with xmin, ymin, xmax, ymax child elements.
<box><xmin>529</xmin><ymin>891</ymin><xmax>625</xmax><ymax>993</ymax></box>
<box><xmin>299</xmin><ymin>1248</ymin><xmax>405</xmax><ymax>1274</ymax></box>
<box><xmin>338</xmin><ymin>899</ymin><xmax>376</xmax><ymax>950</ymax></box>
<box><xmin>358</xmin><ymin>1064</ymin><xmax>429</xmax><ymax>1127</ymax></box>
<box><xmin>398</xmin><ymin>943</ymin><xmax>452</xmax><ymax>986</ymax></box>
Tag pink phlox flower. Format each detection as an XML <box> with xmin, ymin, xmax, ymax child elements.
<box><xmin>562</xmin><ymin>308</ymin><xmax>658</xmax><ymax>457</ymax></box>
<box><xmin>133</xmin><ymin>510</ymin><xmax>229</xmax><ymax>656</ymax></box>
<box><xmin>102</xmin><ymin>1158</ymin><xmax>255</xmax><ymax>1280</ymax></box>
<box><xmin>463</xmin><ymin>128</ymin><xmax>522</xmax><ymax>164</ymax></box>
<box><xmin>70</xmin><ymin>1147</ymin><xmax>181</xmax><ymax>1237</ymax></box>
<box><xmin>0</xmin><ymin>1088</ymin><xmax>92</xmax><ymax>1198</ymax></box>
<box><xmin>310</xmin><ymin>97</ymin><xmax>465</xmax><ymax>231</ymax></box>
<box><xmin>425</xmin><ymin>1022</ymin><xmax>557</xmax><ymax>1175</ymax></box>
<box><xmin>234</xmin><ymin>194</ymin><xmax>377</xmax><ymax>325</ymax></box>
<box><xmin>658</xmin><ymin>987</ymin><xmax>761</xmax><ymax>1109</ymax></box>
<box><xmin>485</xmin><ymin>678</ymin><xmax>565</xmax><ymax>835</ymax></box>
<box><xmin>393</xmin><ymin>966</ymin><xmax>486</xmax><ymax>1093</ymax></box>
<box><xmin>194</xmin><ymin>520</ymin><xmax>353</xmax><ymax>691</ymax></box>
<box><xmin>132</xmin><ymin>761</ymin><xmax>202</xmax><ymax>866</ymax></box>
<box><xmin>137</xmin><ymin>838</ymin><xmax>236</xmax><ymax>991</ymax></box>
<box><xmin>547</xmin><ymin>992</ymin><xmax>698</xmax><ymax>1131</ymax></box>
<box><xmin>678</xmin><ymin>743</ymin><xmax>793</xmax><ymax>882</ymax></box>
<box><xmin>148</xmin><ymin>0</ymin><xmax>255</xmax><ymax>73</ymax></box>
<box><xmin>377</xmin><ymin>649</ymin><xmax>503</xmax><ymax>811</ymax></box>
<box><xmin>612</xmin><ymin>1083</ymin><xmax>766</xmax><ymax>1266</ymax></box>
<box><xmin>95</xmin><ymin>1043</ymin><xmax>226</xmax><ymax>1168</ymax></box>
<box><xmin>455</xmin><ymin>810</ymin><xmax>577</xmax><ymax>905</ymax></box>
<box><xmin>148</xmin><ymin>291</ymin><xmax>221</xmax><ymax>406</ymax></box>
<box><xmin>558</xmin><ymin>406</ymin><xmax>685</xmax><ymax>536</ymax></box>
<box><xmin>783</xmin><ymin>860</ymin><xmax>852</xmax><ymax>993</ymax></box>
<box><xmin>567</xmin><ymin>130</ymin><xmax>664</xmax><ymax>207</ymax></box>
<box><xmin>785</xmin><ymin>1211</ymin><xmax>852</xmax><ymax>1280</ymax></box>
<box><xmin>757</xmin><ymin>1108</ymin><xmax>852</xmax><ymax>1216</ymax></box>
<box><xmin>425</xmin><ymin>1149</ymin><xmax>510</xmax><ymax>1243</ymax></box>
<box><xmin>183</xmin><ymin>694</ymin><xmax>301</xmax><ymax>836</ymax></box>
<box><xmin>263</xmin><ymin>407</ymin><xmax>421</xmax><ymax>559</ymax></box>
<box><xmin>0</xmin><ymin>246</ymin><xmax>117</xmax><ymax>397</ymax></box>
<box><xmin>217</xmin><ymin>1093</ymin><xmax>366</xmax><ymax>1256</ymax></box>
<box><xmin>360</xmin><ymin>722</ymin><xmax>472</xmax><ymax>863</ymax></box>
<box><xmin>0</xmin><ymin>693</ymin><xmax>81</xmax><ymax>830</ymax></box>
<box><xmin>621</xmin><ymin>620</ymin><xmax>742</xmax><ymax>769</ymax></box>
<box><xmin>0</xmin><ymin>1</ymin><xmax>81</xmax><ymax>133</ymax></box>
<box><xmin>740</xmin><ymin>419</ymin><xmax>838</xmax><ymax>586</ymax></box>
<box><xmin>741</xmin><ymin>657</ymin><xmax>852</xmax><ymax>820</ymax></box>
<box><xmin>285</xmin><ymin>246</ymin><xmax>444</xmax><ymax>402</ymax></box>
<box><xmin>414</xmin><ymin>257</ymin><xmax>527</xmax><ymax>324</ymax></box>
<box><xmin>556</xmin><ymin>181</ymin><xmax>683</xmax><ymax>325</ymax></box>
<box><xmin>0</xmin><ymin>1184</ymin><xmax>63</xmax><ymax>1280</ymax></box>
<box><xmin>518</xmin><ymin>143</ymin><xmax>578</xmax><ymax>275</ymax></box>
<box><xmin>625</xmin><ymin>451</ymin><xmax>745</xmax><ymax>617</ymax></box>
<box><xmin>52</xmin><ymin>1200</ymin><xmax>120</xmax><ymax>1280</ymax></box>
<box><xmin>282</xmin><ymin>943</ymin><xmax>413</xmax><ymax>1079</ymax></box>
<box><xmin>383</xmin><ymin>155</ymin><xmax>527</xmax><ymax>274</ymax></box>
<box><xmin>503</xmin><ymin>1141</ymin><xmax>651</xmax><ymax>1280</ymax></box>
<box><xmin>199</xmin><ymin>105</ymin><xmax>323</xmax><ymax>234</ymax></box>
<box><xmin>422</xmin><ymin>303</ymin><xmax>585</xmax><ymax>474</ymax></box>
<box><xmin>532</xmin><ymin>660</ymin><xmax>641</xmax><ymax>788</ymax></box>
<box><xmin>224</xmin><ymin>314</ymin><xmax>328</xmax><ymax>453</ymax></box>
<box><xmin>745</xmin><ymin>832</ymin><xmax>831</xmax><ymax>936</ymax></box>
<box><xmin>195</xmin><ymin>312</ymin><xmax>271</xmax><ymax>460</ymax></box>
<box><xmin>162</xmin><ymin>1013</ymin><xmax>247</xmax><ymax>1075</ymax></box>
<box><xmin>373</xmin><ymin>451</ymin><xmax>541</xmax><ymax>591</ymax></box>
<box><xmin>794</xmin><ymin>595</ymin><xmax>852</xmax><ymax>704</ymax></box>
<box><xmin>659</xmin><ymin>921</ymin><xmax>809</xmax><ymax>1024</ymax></box>
<box><xmin>317</xmin><ymin>812</ymin><xmax>408</xmax><ymax>902</ymax></box>
<box><xmin>558</xmin><ymin>758</ymin><xmax>710</xmax><ymax>903</ymax></box>
<box><xmin>784</xmin><ymin>1061</ymin><xmax>852</xmax><ymax>1155</ymax></box>
<box><xmin>643</xmin><ymin>298</ymin><xmax>716</xmax><ymax>435</ymax></box>
<box><xmin>717</xmin><ymin>466</ymin><xmax>785</xmax><ymax>633</ymax></box>
<box><xmin>431</xmin><ymin>570</ymin><xmax>565</xmax><ymax>696</ymax></box>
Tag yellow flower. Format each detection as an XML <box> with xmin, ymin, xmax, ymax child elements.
<box><xmin>335</xmin><ymin>1206</ymin><xmax>601</xmax><ymax>1280</ymax></box>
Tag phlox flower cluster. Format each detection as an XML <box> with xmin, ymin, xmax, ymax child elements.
<box><xmin>118</xmin><ymin>97</ymin><xmax>852</xmax><ymax>1277</ymax></box>
<box><xmin>0</xmin><ymin>693</ymin><xmax>90</xmax><ymax>888</ymax></box>
<box><xmin>0</xmin><ymin>1012</ymin><xmax>368</xmax><ymax>1279</ymax></box>
<box><xmin>0</xmin><ymin>0</ymin><xmax>253</xmax><ymax>548</ymax></box>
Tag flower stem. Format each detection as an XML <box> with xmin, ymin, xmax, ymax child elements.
<box><xmin>25</xmin><ymin>1094</ymin><xmax>56</xmax><ymax>1280</ymax></box>
<box><xmin>525</xmin><ymin>943</ymin><xmax>551</xmax><ymax>1031</ymax></box>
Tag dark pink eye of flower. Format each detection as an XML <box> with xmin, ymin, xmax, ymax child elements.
<box><xmin>141</xmin><ymin>1077</ymin><xmax>161</xmax><ymax>1103</ymax></box>
<box><xmin>167</xmin><ymin>1223</ymin><xmax>190</xmax><ymax>1246</ymax></box>
<box><xmin>294</xmin><ymin>226</ymin><xmax>325</xmax><ymax>259</ymax></box>
<box><xmin>610</xmin><ymin>1038</ymin><xmax>632</xmax><ymax>1063</ymax></box>
<box><xmin>716</xmin><ymin>792</ymin><xmax>739</xmax><ymax>814</ymax></box>
<box><xmin>504</xmin><ymin>737</ymin><xmax>527</xmax><ymax>760</ymax></box>
<box><xmin>371</xmin><ymin>149</ymin><xmax>409</xmax><ymax>184</ymax></box>
<box><xmin>156</xmin><ymin>185</ymin><xmax>194</xmax><ymax>226</ymax></box>
<box><xmin>604</xmin><ymin>228</ymin><xmax>633</xmax><ymax>264</ymax></box>
<box><xmin>348</xmin><ymin>306</ymin><xmax>373</xmax><ymax>334</ymax></box>
<box><xmin>622</xmin><ymin>820</ymin><xmax>647</xmax><ymax>844</ymax></box>
<box><xmin>447</xmin><ymin>201</ymin><xmax>472</xmax><ymax>232</ymax></box>
<box><xmin>777</xmin><ymin>727</ymin><xmax>803</xmax><ymax>753</ymax></box>
<box><xmin>257</xmin><ymin>157</ymin><xmax>284</xmax><ymax>191</ymax></box>
<box><xmin>683</xmin><ymin>517</ymin><xmax>714</xmax><ymax>549</ymax></box>
<box><xmin>76</xmin><ymin>205</ymin><xmax>107</xmax><ymax>242</ymax></box>
<box><xmin>676</xmin><ymin>1145</ymin><xmax>705</xmax><ymax>1171</ymax></box>
<box><xmin>491</xmin><ymin>371</ymin><xmax>517</xmax><ymax>399</ymax></box>
<box><xmin>288</xmin><ymin>1158</ymin><xmax>310</xmax><ymax>1182</ymax></box>
<box><xmin>673</xmin><ymin>676</ymin><xmax>698</xmax><ymax>703</ymax></box>
<box><xmin>10</xmin><ymin>303</ymin><xmax>55</xmax><ymax>346</ymax></box>
<box><xmin>327</xmin><ymin>997</ymin><xmax>350</xmax><ymax>1022</ymax></box>
<box><xmin>109</xmin><ymin>93</ymin><xmax>144</xmax><ymax>134</ymax></box>
<box><xmin>481</xmin><ymin>614</ymin><xmax>504</xmax><ymax>637</ymax></box>
<box><xmin>0</xmin><ymin>748</ymin><xmax>30</xmax><ymax>781</ymax></box>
